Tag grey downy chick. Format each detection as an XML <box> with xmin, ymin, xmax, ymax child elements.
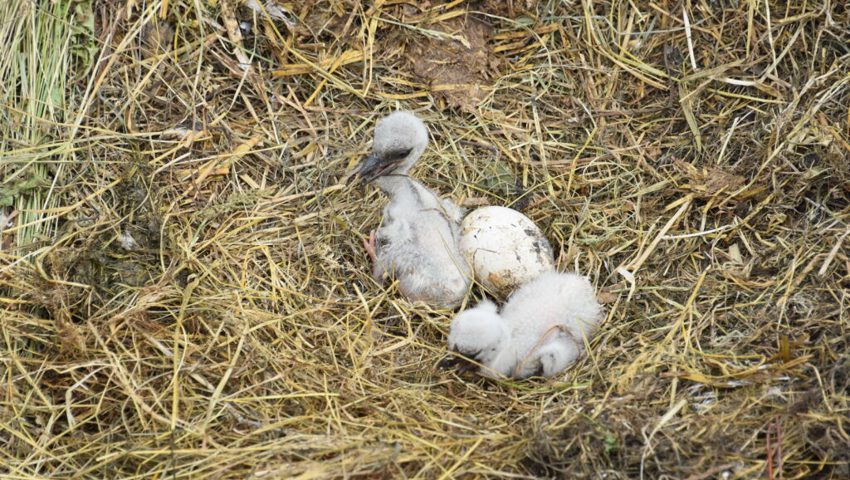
<box><xmin>351</xmin><ymin>111</ymin><xmax>471</xmax><ymax>309</ymax></box>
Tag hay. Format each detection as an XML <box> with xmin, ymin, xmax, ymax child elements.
<box><xmin>2</xmin><ymin>0</ymin><xmax>849</xmax><ymax>478</ymax></box>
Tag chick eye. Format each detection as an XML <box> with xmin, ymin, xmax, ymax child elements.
<box><xmin>387</xmin><ymin>148</ymin><xmax>412</xmax><ymax>160</ymax></box>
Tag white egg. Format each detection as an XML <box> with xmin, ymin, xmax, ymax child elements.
<box><xmin>459</xmin><ymin>206</ymin><xmax>555</xmax><ymax>297</ymax></box>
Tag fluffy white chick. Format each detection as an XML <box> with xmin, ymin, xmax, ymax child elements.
<box><xmin>446</xmin><ymin>272</ymin><xmax>603</xmax><ymax>379</ymax></box>
<box><xmin>446</xmin><ymin>299</ymin><xmax>514</xmax><ymax>376</ymax></box>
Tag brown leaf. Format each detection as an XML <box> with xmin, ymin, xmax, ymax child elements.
<box><xmin>597</xmin><ymin>290</ymin><xmax>618</xmax><ymax>304</ymax></box>
<box><xmin>406</xmin><ymin>15</ymin><xmax>493</xmax><ymax>112</ymax></box>
<box><xmin>673</xmin><ymin>159</ymin><xmax>746</xmax><ymax>198</ymax></box>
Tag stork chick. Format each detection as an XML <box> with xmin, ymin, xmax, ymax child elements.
<box><xmin>446</xmin><ymin>272</ymin><xmax>603</xmax><ymax>379</ymax></box>
<box><xmin>350</xmin><ymin>111</ymin><xmax>471</xmax><ymax>309</ymax></box>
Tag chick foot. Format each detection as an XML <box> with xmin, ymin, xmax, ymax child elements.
<box><xmin>363</xmin><ymin>230</ymin><xmax>377</xmax><ymax>262</ymax></box>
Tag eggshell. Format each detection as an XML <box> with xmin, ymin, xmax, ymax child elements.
<box><xmin>459</xmin><ymin>206</ymin><xmax>555</xmax><ymax>297</ymax></box>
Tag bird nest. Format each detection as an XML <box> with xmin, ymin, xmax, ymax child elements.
<box><xmin>1</xmin><ymin>0</ymin><xmax>848</xmax><ymax>478</ymax></box>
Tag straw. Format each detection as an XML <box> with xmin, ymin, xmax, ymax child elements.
<box><xmin>1</xmin><ymin>1</ymin><xmax>848</xmax><ymax>478</ymax></box>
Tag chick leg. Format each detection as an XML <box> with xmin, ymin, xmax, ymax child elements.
<box><xmin>363</xmin><ymin>230</ymin><xmax>377</xmax><ymax>262</ymax></box>
<box><xmin>363</xmin><ymin>230</ymin><xmax>390</xmax><ymax>284</ymax></box>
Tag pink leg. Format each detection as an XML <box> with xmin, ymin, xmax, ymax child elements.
<box><xmin>363</xmin><ymin>230</ymin><xmax>377</xmax><ymax>262</ymax></box>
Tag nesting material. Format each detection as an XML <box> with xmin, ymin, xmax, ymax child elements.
<box><xmin>447</xmin><ymin>272</ymin><xmax>603</xmax><ymax>379</ymax></box>
<box><xmin>459</xmin><ymin>206</ymin><xmax>555</xmax><ymax>298</ymax></box>
<box><xmin>3</xmin><ymin>1</ymin><xmax>849</xmax><ymax>478</ymax></box>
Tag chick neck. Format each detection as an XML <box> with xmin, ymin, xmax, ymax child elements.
<box><xmin>372</xmin><ymin>172</ymin><xmax>416</xmax><ymax>196</ymax></box>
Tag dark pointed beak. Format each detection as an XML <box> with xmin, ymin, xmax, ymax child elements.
<box><xmin>347</xmin><ymin>154</ymin><xmax>402</xmax><ymax>186</ymax></box>
<box><xmin>438</xmin><ymin>349</ymin><xmax>480</xmax><ymax>373</ymax></box>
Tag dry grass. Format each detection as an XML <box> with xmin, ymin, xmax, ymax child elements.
<box><xmin>2</xmin><ymin>0</ymin><xmax>849</xmax><ymax>478</ymax></box>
